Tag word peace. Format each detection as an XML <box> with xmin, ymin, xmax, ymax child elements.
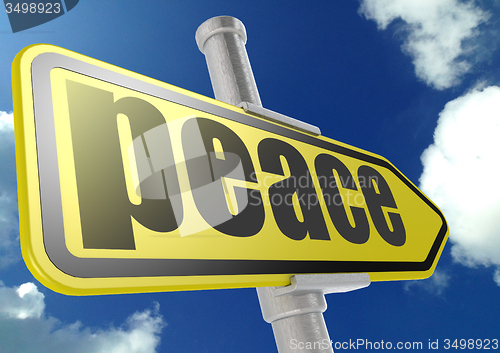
<box><xmin>66</xmin><ymin>81</ymin><xmax>405</xmax><ymax>250</ymax></box>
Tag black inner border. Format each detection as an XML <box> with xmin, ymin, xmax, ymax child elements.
<box><xmin>33</xmin><ymin>51</ymin><xmax>448</xmax><ymax>278</ymax></box>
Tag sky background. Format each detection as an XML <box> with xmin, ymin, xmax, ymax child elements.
<box><xmin>1</xmin><ymin>0</ymin><xmax>500</xmax><ymax>352</ymax></box>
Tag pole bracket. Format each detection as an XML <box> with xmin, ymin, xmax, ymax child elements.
<box><xmin>258</xmin><ymin>274</ymin><xmax>371</xmax><ymax>325</ymax></box>
<box><xmin>239</xmin><ymin>101</ymin><xmax>322</xmax><ymax>135</ymax></box>
<box><xmin>274</xmin><ymin>273</ymin><xmax>371</xmax><ymax>297</ymax></box>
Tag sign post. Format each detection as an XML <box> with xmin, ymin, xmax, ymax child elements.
<box><xmin>195</xmin><ymin>16</ymin><xmax>370</xmax><ymax>353</ymax></box>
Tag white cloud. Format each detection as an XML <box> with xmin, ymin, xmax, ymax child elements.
<box><xmin>0</xmin><ymin>111</ymin><xmax>19</xmax><ymax>269</ymax></box>
<box><xmin>0</xmin><ymin>282</ymin><xmax>165</xmax><ymax>353</ymax></box>
<box><xmin>420</xmin><ymin>86</ymin><xmax>500</xmax><ymax>285</ymax></box>
<box><xmin>359</xmin><ymin>0</ymin><xmax>489</xmax><ymax>90</ymax></box>
<box><xmin>495</xmin><ymin>268</ymin><xmax>500</xmax><ymax>286</ymax></box>
<box><xmin>0</xmin><ymin>282</ymin><xmax>45</xmax><ymax>319</ymax></box>
<box><xmin>404</xmin><ymin>270</ymin><xmax>450</xmax><ymax>295</ymax></box>
<box><xmin>0</xmin><ymin>111</ymin><xmax>14</xmax><ymax>132</ymax></box>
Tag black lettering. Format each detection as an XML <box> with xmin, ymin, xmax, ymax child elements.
<box><xmin>66</xmin><ymin>81</ymin><xmax>182</xmax><ymax>249</ymax></box>
<box><xmin>358</xmin><ymin>166</ymin><xmax>405</xmax><ymax>246</ymax></box>
<box><xmin>315</xmin><ymin>154</ymin><xmax>369</xmax><ymax>244</ymax></box>
<box><xmin>258</xmin><ymin>138</ymin><xmax>329</xmax><ymax>241</ymax></box>
<box><xmin>182</xmin><ymin>118</ymin><xmax>264</xmax><ymax>237</ymax></box>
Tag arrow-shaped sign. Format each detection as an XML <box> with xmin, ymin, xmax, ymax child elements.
<box><xmin>12</xmin><ymin>44</ymin><xmax>448</xmax><ymax>295</ymax></box>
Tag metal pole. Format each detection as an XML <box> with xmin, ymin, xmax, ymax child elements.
<box><xmin>195</xmin><ymin>16</ymin><xmax>370</xmax><ymax>353</ymax></box>
<box><xmin>258</xmin><ymin>274</ymin><xmax>370</xmax><ymax>353</ymax></box>
<box><xmin>195</xmin><ymin>15</ymin><xmax>321</xmax><ymax>136</ymax></box>
<box><xmin>195</xmin><ymin>16</ymin><xmax>261</xmax><ymax>106</ymax></box>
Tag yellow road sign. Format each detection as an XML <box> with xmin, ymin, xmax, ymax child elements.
<box><xmin>13</xmin><ymin>44</ymin><xmax>448</xmax><ymax>295</ymax></box>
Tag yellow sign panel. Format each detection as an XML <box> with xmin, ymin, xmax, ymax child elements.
<box><xmin>13</xmin><ymin>44</ymin><xmax>448</xmax><ymax>295</ymax></box>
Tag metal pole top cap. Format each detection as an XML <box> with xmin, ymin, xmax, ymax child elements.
<box><xmin>195</xmin><ymin>16</ymin><xmax>247</xmax><ymax>54</ymax></box>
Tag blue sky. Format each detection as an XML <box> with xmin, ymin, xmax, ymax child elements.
<box><xmin>1</xmin><ymin>0</ymin><xmax>500</xmax><ymax>352</ymax></box>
